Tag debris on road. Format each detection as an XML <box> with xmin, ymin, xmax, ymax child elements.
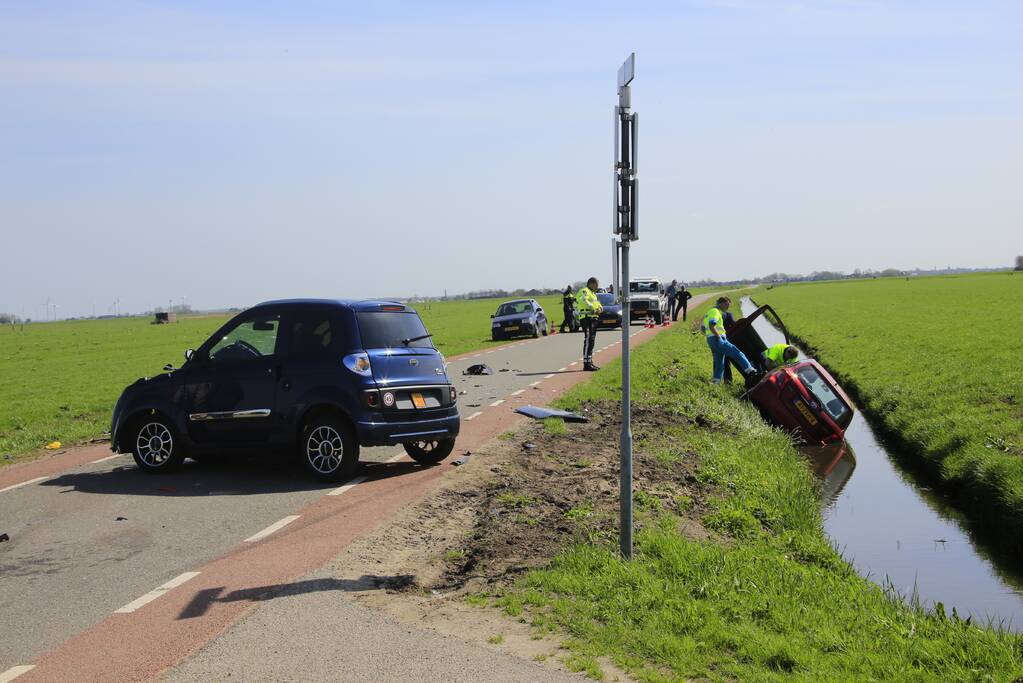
<box><xmin>115</xmin><ymin>516</ymin><xmax>128</xmax><ymax>521</ymax></box>
<box><xmin>522</xmin><ymin>442</ymin><xmax>537</xmax><ymax>450</ymax></box>
<box><xmin>0</xmin><ymin>533</ymin><xmax>9</xmax><ymax>542</ymax></box>
<box><xmin>452</xmin><ymin>454</ymin><xmax>471</xmax><ymax>466</ymax></box>
<box><xmin>463</xmin><ymin>364</ymin><xmax>493</xmax><ymax>376</ymax></box>
<box><xmin>515</xmin><ymin>405</ymin><xmax>589</xmax><ymax>423</ymax></box>
<box><xmin>45</xmin><ymin>441</ymin><xmax>62</xmax><ymax>450</ymax></box>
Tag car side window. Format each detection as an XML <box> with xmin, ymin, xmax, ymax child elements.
<box><xmin>209</xmin><ymin>315</ymin><xmax>281</xmax><ymax>363</ymax></box>
<box><xmin>290</xmin><ymin>311</ymin><xmax>334</xmax><ymax>356</ymax></box>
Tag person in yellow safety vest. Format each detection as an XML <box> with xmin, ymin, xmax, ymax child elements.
<box><xmin>702</xmin><ymin>296</ymin><xmax>758</xmax><ymax>384</ymax></box>
<box><xmin>762</xmin><ymin>343</ymin><xmax>798</xmax><ymax>370</ymax></box>
<box><xmin>576</xmin><ymin>277</ymin><xmax>604</xmax><ymax>371</ymax></box>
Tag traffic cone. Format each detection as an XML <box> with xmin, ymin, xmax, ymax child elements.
<box><xmin>645</xmin><ymin>316</ymin><xmax>654</xmax><ymax>329</ymax></box>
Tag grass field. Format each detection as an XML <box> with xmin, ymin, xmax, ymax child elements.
<box><xmin>752</xmin><ymin>272</ymin><xmax>1023</xmax><ymax>553</ymax></box>
<box><xmin>494</xmin><ymin>299</ymin><xmax>1023</xmax><ymax>681</ymax></box>
<box><xmin>0</xmin><ymin>295</ymin><xmax>562</xmax><ymax>464</ymax></box>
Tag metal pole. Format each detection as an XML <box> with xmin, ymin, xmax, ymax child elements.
<box><xmin>619</xmin><ymin>234</ymin><xmax>633</xmax><ymax>559</ymax></box>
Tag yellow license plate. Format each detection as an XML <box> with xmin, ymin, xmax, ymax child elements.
<box><xmin>411</xmin><ymin>392</ymin><xmax>427</xmax><ymax>409</ymax></box>
<box><xmin>504</xmin><ymin>325</ymin><xmax>519</xmax><ymax>331</ymax></box>
<box><xmin>795</xmin><ymin>400</ymin><xmax>818</xmax><ymax>425</ymax></box>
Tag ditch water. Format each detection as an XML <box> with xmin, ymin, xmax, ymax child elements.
<box><xmin>740</xmin><ymin>297</ymin><xmax>1023</xmax><ymax>628</ymax></box>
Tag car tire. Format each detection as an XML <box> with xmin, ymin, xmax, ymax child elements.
<box><xmin>540</xmin><ymin>318</ymin><xmax>548</xmax><ymax>336</ymax></box>
<box><xmin>403</xmin><ymin>437</ymin><xmax>455</xmax><ymax>465</ymax></box>
<box><xmin>531</xmin><ymin>321</ymin><xmax>540</xmax><ymax>338</ymax></box>
<box><xmin>492</xmin><ymin>332</ymin><xmax>501</xmax><ymax>341</ymax></box>
<box><xmin>130</xmin><ymin>415</ymin><xmax>185</xmax><ymax>473</ymax></box>
<box><xmin>301</xmin><ymin>415</ymin><xmax>360</xmax><ymax>482</ymax></box>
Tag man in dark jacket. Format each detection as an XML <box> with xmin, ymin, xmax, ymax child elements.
<box><xmin>559</xmin><ymin>285</ymin><xmax>577</xmax><ymax>333</ymax></box>
<box><xmin>674</xmin><ymin>285</ymin><xmax>693</xmax><ymax>321</ymax></box>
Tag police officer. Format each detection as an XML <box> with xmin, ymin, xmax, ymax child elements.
<box><xmin>762</xmin><ymin>343</ymin><xmax>798</xmax><ymax>369</ymax></box>
<box><xmin>665</xmin><ymin>280</ymin><xmax>678</xmax><ymax>320</ymax></box>
<box><xmin>703</xmin><ymin>296</ymin><xmax>757</xmax><ymax>384</ymax></box>
<box><xmin>559</xmin><ymin>285</ymin><xmax>576</xmax><ymax>333</ymax></box>
<box><xmin>576</xmin><ymin>277</ymin><xmax>603</xmax><ymax>371</ymax></box>
<box><xmin>675</xmin><ymin>284</ymin><xmax>692</xmax><ymax>321</ymax></box>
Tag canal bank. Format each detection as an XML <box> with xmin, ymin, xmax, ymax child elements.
<box><xmin>743</xmin><ymin>297</ymin><xmax>1023</xmax><ymax>628</ymax></box>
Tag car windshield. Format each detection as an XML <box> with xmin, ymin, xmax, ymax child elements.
<box><xmin>355</xmin><ymin>311</ymin><xmax>433</xmax><ymax>349</ymax></box>
<box><xmin>630</xmin><ymin>281</ymin><xmax>658</xmax><ymax>293</ymax></box>
<box><xmin>596</xmin><ymin>293</ymin><xmax>615</xmax><ymax>305</ymax></box>
<box><xmin>796</xmin><ymin>366</ymin><xmax>851</xmax><ymax>426</ymax></box>
<box><xmin>496</xmin><ymin>301</ymin><xmax>532</xmax><ymax>316</ymax></box>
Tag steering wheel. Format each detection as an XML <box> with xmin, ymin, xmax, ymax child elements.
<box><xmin>234</xmin><ymin>340</ymin><xmax>262</xmax><ymax>357</ymax></box>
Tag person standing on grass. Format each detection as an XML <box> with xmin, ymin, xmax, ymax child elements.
<box><xmin>674</xmin><ymin>284</ymin><xmax>692</xmax><ymax>321</ymax></box>
<box><xmin>576</xmin><ymin>277</ymin><xmax>603</xmax><ymax>372</ymax></box>
<box><xmin>702</xmin><ymin>296</ymin><xmax>757</xmax><ymax>384</ymax></box>
<box><xmin>559</xmin><ymin>285</ymin><xmax>576</xmax><ymax>333</ymax></box>
<box><xmin>666</xmin><ymin>280</ymin><xmax>678</xmax><ymax>320</ymax></box>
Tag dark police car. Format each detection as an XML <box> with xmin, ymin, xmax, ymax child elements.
<box><xmin>110</xmin><ymin>300</ymin><xmax>459</xmax><ymax>481</ymax></box>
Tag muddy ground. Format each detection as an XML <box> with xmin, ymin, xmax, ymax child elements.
<box><xmin>325</xmin><ymin>400</ymin><xmax>718</xmax><ymax>680</ymax></box>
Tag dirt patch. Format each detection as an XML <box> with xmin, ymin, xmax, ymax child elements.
<box><xmin>325</xmin><ymin>401</ymin><xmax>715</xmax><ymax>680</ymax></box>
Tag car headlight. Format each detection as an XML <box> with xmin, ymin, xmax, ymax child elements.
<box><xmin>492</xmin><ymin>321</ymin><xmax>500</xmax><ymax>327</ymax></box>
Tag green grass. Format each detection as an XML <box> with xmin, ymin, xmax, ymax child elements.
<box><xmin>0</xmin><ymin>295</ymin><xmax>562</xmax><ymax>463</ymax></box>
<box><xmin>500</xmin><ymin>298</ymin><xmax>1023</xmax><ymax>682</ymax></box>
<box><xmin>753</xmin><ymin>272</ymin><xmax>1023</xmax><ymax>553</ymax></box>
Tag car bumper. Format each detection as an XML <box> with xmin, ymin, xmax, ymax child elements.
<box><xmin>356</xmin><ymin>409</ymin><xmax>461</xmax><ymax>446</ymax></box>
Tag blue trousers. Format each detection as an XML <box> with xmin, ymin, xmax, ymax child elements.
<box><xmin>706</xmin><ymin>336</ymin><xmax>753</xmax><ymax>381</ymax></box>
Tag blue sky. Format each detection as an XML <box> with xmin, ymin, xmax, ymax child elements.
<box><xmin>2</xmin><ymin>1</ymin><xmax>1020</xmax><ymax>317</ymax></box>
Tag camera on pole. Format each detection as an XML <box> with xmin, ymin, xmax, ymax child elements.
<box><xmin>612</xmin><ymin>53</ymin><xmax>638</xmax><ymax>560</ymax></box>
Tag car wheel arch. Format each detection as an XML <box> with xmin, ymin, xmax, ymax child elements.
<box><xmin>296</xmin><ymin>403</ymin><xmax>356</xmax><ymax>444</ymax></box>
<box><xmin>116</xmin><ymin>407</ymin><xmax>181</xmax><ymax>453</ymax></box>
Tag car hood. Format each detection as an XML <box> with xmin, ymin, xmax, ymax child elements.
<box><xmin>493</xmin><ymin>313</ymin><xmax>533</xmax><ymax>324</ymax></box>
<box><xmin>127</xmin><ymin>372</ymin><xmax>176</xmax><ymax>389</ymax></box>
<box><xmin>601</xmin><ymin>304</ymin><xmax>623</xmax><ymax>315</ymax></box>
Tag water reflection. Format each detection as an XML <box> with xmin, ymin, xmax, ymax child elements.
<box><xmin>741</xmin><ymin>297</ymin><xmax>1023</xmax><ymax>629</ymax></box>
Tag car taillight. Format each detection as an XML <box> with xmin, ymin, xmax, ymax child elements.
<box><xmin>343</xmin><ymin>352</ymin><xmax>372</xmax><ymax>376</ymax></box>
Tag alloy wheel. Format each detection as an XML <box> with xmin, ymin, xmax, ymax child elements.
<box><xmin>307</xmin><ymin>425</ymin><xmax>344</xmax><ymax>474</ymax></box>
<box><xmin>136</xmin><ymin>421</ymin><xmax>174</xmax><ymax>467</ymax></box>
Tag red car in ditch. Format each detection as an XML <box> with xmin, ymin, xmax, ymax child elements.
<box><xmin>727</xmin><ymin>304</ymin><xmax>855</xmax><ymax>445</ymax></box>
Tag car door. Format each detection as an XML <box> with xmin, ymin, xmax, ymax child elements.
<box><xmin>183</xmin><ymin>310</ymin><xmax>283</xmax><ymax>447</ymax></box>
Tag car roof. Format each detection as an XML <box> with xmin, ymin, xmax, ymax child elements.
<box><xmin>252</xmin><ymin>298</ymin><xmax>412</xmax><ymax>312</ymax></box>
<box><xmin>498</xmin><ymin>299</ymin><xmax>534</xmax><ymax>306</ymax></box>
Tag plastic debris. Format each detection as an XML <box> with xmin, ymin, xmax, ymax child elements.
<box><xmin>522</xmin><ymin>442</ymin><xmax>537</xmax><ymax>450</ymax></box>
<box><xmin>115</xmin><ymin>516</ymin><xmax>127</xmax><ymax>521</ymax></box>
<box><xmin>463</xmin><ymin>364</ymin><xmax>493</xmax><ymax>376</ymax></box>
<box><xmin>514</xmin><ymin>405</ymin><xmax>589</xmax><ymax>423</ymax></box>
<box><xmin>0</xmin><ymin>533</ymin><xmax>9</xmax><ymax>542</ymax></box>
<box><xmin>44</xmin><ymin>441</ymin><xmax>62</xmax><ymax>450</ymax></box>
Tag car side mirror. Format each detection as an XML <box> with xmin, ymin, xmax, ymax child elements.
<box><xmin>163</xmin><ymin>363</ymin><xmax>175</xmax><ymax>372</ymax></box>
<box><xmin>490</xmin><ymin>314</ymin><xmax>495</xmax><ymax>318</ymax></box>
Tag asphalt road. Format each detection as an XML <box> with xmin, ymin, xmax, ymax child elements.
<box><xmin>0</xmin><ymin>323</ymin><xmax>656</xmax><ymax>678</ymax></box>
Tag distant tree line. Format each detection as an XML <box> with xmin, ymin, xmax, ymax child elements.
<box><xmin>688</xmin><ymin>265</ymin><xmax>1013</xmax><ymax>288</ymax></box>
<box><xmin>0</xmin><ymin>313</ymin><xmax>26</xmax><ymax>324</ymax></box>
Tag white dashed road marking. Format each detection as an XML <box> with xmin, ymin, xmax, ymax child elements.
<box><xmin>511</xmin><ymin>389</ymin><xmax>525</xmax><ymax>396</ymax></box>
<box><xmin>466</xmin><ymin>411</ymin><xmax>483</xmax><ymax>421</ymax></box>
<box><xmin>557</xmin><ymin>367</ymin><xmax>567</xmax><ymax>372</ymax></box>
<box><xmin>91</xmin><ymin>454</ymin><xmax>121</xmax><ymax>464</ymax></box>
<box><xmin>544</xmin><ymin>374</ymin><xmax>555</xmax><ymax>379</ymax></box>
<box><xmin>489</xmin><ymin>400</ymin><xmax>505</xmax><ymax>407</ymax></box>
<box><xmin>0</xmin><ymin>476</ymin><xmax>48</xmax><ymax>494</ymax></box>
<box><xmin>244</xmin><ymin>515</ymin><xmax>300</xmax><ymax>543</ymax></box>
<box><xmin>328</xmin><ymin>476</ymin><xmax>367</xmax><ymax>496</ymax></box>
<box><xmin>0</xmin><ymin>666</ymin><xmax>35</xmax><ymax>682</ymax></box>
<box><xmin>114</xmin><ymin>571</ymin><xmax>201</xmax><ymax>614</ymax></box>
<box><xmin>529</xmin><ymin>381</ymin><xmax>541</xmax><ymax>387</ymax></box>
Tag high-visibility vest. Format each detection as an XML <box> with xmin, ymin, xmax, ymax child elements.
<box><xmin>562</xmin><ymin>293</ymin><xmax>575</xmax><ymax>308</ymax></box>
<box><xmin>763</xmin><ymin>343</ymin><xmax>793</xmax><ymax>366</ymax></box>
<box><xmin>702</xmin><ymin>307</ymin><xmax>724</xmax><ymax>337</ymax></box>
<box><xmin>576</xmin><ymin>287</ymin><xmax>602</xmax><ymax>319</ymax></box>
